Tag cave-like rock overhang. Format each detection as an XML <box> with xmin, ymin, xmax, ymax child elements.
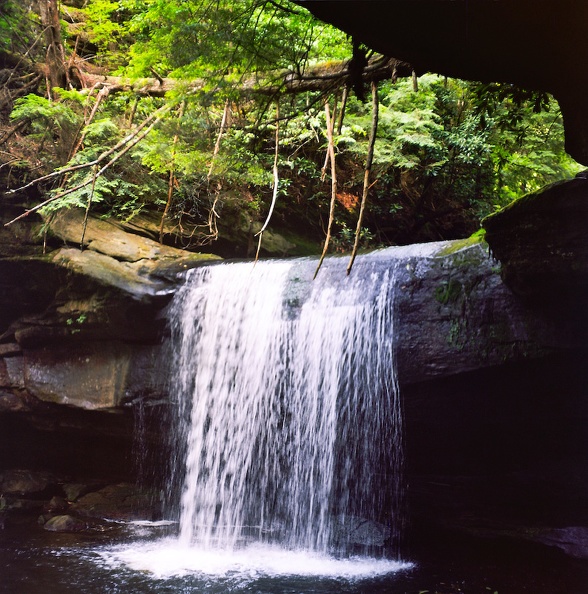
<box><xmin>294</xmin><ymin>0</ymin><xmax>588</xmax><ymax>166</ymax></box>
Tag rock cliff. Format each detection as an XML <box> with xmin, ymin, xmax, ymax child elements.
<box><xmin>0</xmin><ymin>177</ymin><xmax>586</xmax><ymax>556</ymax></box>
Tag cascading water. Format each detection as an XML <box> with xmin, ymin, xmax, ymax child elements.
<box><xmin>166</xmin><ymin>252</ymin><xmax>404</xmax><ymax>557</ymax></box>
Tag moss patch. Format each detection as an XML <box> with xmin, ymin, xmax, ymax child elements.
<box><xmin>435</xmin><ymin>278</ymin><xmax>463</xmax><ymax>304</ymax></box>
<box><xmin>435</xmin><ymin>232</ymin><xmax>486</xmax><ymax>258</ymax></box>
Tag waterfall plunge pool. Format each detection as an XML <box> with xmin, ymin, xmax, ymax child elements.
<box><xmin>3</xmin><ymin>519</ymin><xmax>587</xmax><ymax>593</ymax></box>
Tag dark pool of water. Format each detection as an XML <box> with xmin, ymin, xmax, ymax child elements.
<box><xmin>1</xmin><ymin>520</ymin><xmax>587</xmax><ymax>594</ymax></box>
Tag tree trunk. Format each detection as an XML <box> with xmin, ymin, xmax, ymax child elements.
<box><xmin>37</xmin><ymin>0</ymin><xmax>68</xmax><ymax>92</ymax></box>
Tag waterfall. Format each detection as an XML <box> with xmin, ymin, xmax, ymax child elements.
<box><xmin>166</xmin><ymin>253</ymin><xmax>404</xmax><ymax>556</ymax></box>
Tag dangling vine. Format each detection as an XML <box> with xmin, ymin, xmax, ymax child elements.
<box><xmin>347</xmin><ymin>80</ymin><xmax>379</xmax><ymax>275</ymax></box>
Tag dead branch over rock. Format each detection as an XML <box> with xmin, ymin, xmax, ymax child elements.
<box><xmin>78</xmin><ymin>57</ymin><xmax>412</xmax><ymax>98</ymax></box>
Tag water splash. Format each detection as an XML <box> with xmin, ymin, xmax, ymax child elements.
<box><xmin>167</xmin><ymin>254</ymin><xmax>404</xmax><ymax>556</ymax></box>
<box><xmin>97</xmin><ymin>539</ymin><xmax>412</xmax><ymax>581</ymax></box>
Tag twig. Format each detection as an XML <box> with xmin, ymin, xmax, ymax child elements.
<box><xmin>68</xmin><ymin>84</ymin><xmax>110</xmax><ymax>161</ymax></box>
<box><xmin>314</xmin><ymin>98</ymin><xmax>338</xmax><ymax>279</ymax></box>
<box><xmin>321</xmin><ymin>96</ymin><xmax>338</xmax><ymax>180</ymax></box>
<box><xmin>4</xmin><ymin>113</ymin><xmax>165</xmax><ymax>226</ymax></box>
<box><xmin>159</xmin><ymin>101</ymin><xmax>186</xmax><ymax>243</ymax></box>
<box><xmin>336</xmin><ymin>86</ymin><xmax>349</xmax><ymax>135</ymax></box>
<box><xmin>255</xmin><ymin>101</ymin><xmax>280</xmax><ymax>261</ymax></box>
<box><xmin>207</xmin><ymin>99</ymin><xmax>231</xmax><ymax>180</ymax></box>
<box><xmin>4</xmin><ymin>103</ymin><xmax>170</xmax><ymax>197</ymax></box>
<box><xmin>412</xmin><ymin>69</ymin><xmax>419</xmax><ymax>92</ymax></box>
<box><xmin>0</xmin><ymin>119</ymin><xmax>28</xmax><ymax>145</ymax></box>
<box><xmin>206</xmin><ymin>99</ymin><xmax>231</xmax><ymax>239</ymax></box>
<box><xmin>80</xmin><ymin>165</ymin><xmax>98</xmax><ymax>250</ymax></box>
<box><xmin>347</xmin><ymin>81</ymin><xmax>379</xmax><ymax>275</ymax></box>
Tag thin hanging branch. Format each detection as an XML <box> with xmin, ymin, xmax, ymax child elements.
<box><xmin>347</xmin><ymin>81</ymin><xmax>379</xmax><ymax>275</ymax></box>
<box><xmin>314</xmin><ymin>98</ymin><xmax>338</xmax><ymax>279</ymax></box>
<box><xmin>207</xmin><ymin>99</ymin><xmax>231</xmax><ymax>181</ymax></box>
<box><xmin>255</xmin><ymin>101</ymin><xmax>280</xmax><ymax>261</ymax></box>
<box><xmin>68</xmin><ymin>84</ymin><xmax>110</xmax><ymax>162</ymax></box>
<box><xmin>159</xmin><ymin>101</ymin><xmax>186</xmax><ymax>244</ymax></box>
<box><xmin>320</xmin><ymin>96</ymin><xmax>338</xmax><ymax>180</ymax></box>
<box><xmin>128</xmin><ymin>96</ymin><xmax>140</xmax><ymax>126</ymax></box>
<box><xmin>205</xmin><ymin>99</ymin><xmax>232</xmax><ymax>241</ymax></box>
<box><xmin>336</xmin><ymin>86</ymin><xmax>349</xmax><ymax>135</ymax></box>
<box><xmin>80</xmin><ymin>165</ymin><xmax>98</xmax><ymax>250</ymax></box>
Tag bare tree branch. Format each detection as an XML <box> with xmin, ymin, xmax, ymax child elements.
<box><xmin>4</xmin><ymin>103</ymin><xmax>170</xmax><ymax>197</ymax></box>
<box><xmin>3</xmin><ymin>110</ymin><xmax>168</xmax><ymax>226</ymax></box>
<box><xmin>314</xmin><ymin>97</ymin><xmax>338</xmax><ymax>279</ymax></box>
<box><xmin>255</xmin><ymin>101</ymin><xmax>280</xmax><ymax>261</ymax></box>
<box><xmin>347</xmin><ymin>80</ymin><xmax>379</xmax><ymax>275</ymax></box>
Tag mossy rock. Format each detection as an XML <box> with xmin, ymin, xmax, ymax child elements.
<box><xmin>483</xmin><ymin>176</ymin><xmax>588</xmax><ymax>306</ymax></box>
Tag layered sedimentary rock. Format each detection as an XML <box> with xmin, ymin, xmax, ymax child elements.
<box><xmin>1</xmin><ymin>212</ymin><xmax>580</xmax><ymax>413</ymax></box>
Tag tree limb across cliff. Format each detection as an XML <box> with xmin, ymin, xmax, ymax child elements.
<box><xmin>75</xmin><ymin>56</ymin><xmax>412</xmax><ymax>98</ymax></box>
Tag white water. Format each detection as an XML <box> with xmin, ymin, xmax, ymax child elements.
<box><xmin>166</xmin><ymin>254</ymin><xmax>404</xmax><ymax>558</ymax></box>
<box><xmin>98</xmin><ymin>538</ymin><xmax>411</xmax><ymax>580</ymax></box>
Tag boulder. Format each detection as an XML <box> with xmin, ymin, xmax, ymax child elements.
<box><xmin>62</xmin><ymin>482</ymin><xmax>102</xmax><ymax>503</ymax></box>
<box><xmin>333</xmin><ymin>515</ymin><xmax>391</xmax><ymax>548</ymax></box>
<box><xmin>483</xmin><ymin>175</ymin><xmax>588</xmax><ymax>308</ymax></box>
<box><xmin>71</xmin><ymin>483</ymin><xmax>161</xmax><ymax>521</ymax></box>
<box><xmin>47</xmin><ymin>208</ymin><xmax>221</xmax><ymax>299</ymax></box>
<box><xmin>45</xmin><ymin>495</ymin><xmax>68</xmax><ymax>513</ymax></box>
<box><xmin>0</xmin><ymin>469</ymin><xmax>59</xmax><ymax>497</ymax></box>
<box><xmin>43</xmin><ymin>514</ymin><xmax>87</xmax><ymax>532</ymax></box>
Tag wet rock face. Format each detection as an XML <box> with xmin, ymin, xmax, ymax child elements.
<box><xmin>391</xmin><ymin>239</ymin><xmax>581</xmax><ymax>384</ymax></box>
<box><xmin>296</xmin><ymin>0</ymin><xmax>588</xmax><ymax>165</ymax></box>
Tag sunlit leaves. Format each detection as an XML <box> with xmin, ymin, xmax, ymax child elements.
<box><xmin>122</xmin><ymin>0</ymin><xmax>350</xmax><ymax>85</ymax></box>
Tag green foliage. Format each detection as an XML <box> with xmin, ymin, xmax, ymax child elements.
<box><xmin>10</xmin><ymin>94</ymin><xmax>80</xmax><ymax>131</ymax></box>
<box><xmin>10</xmin><ymin>94</ymin><xmax>82</xmax><ymax>163</ymax></box>
<box><xmin>122</xmin><ymin>0</ymin><xmax>349</xmax><ymax>83</ymax></box>
<box><xmin>0</xmin><ymin>1</ymin><xmax>34</xmax><ymax>53</ymax></box>
<box><xmin>73</xmin><ymin>0</ymin><xmax>137</xmax><ymax>68</ymax></box>
<box><xmin>4</xmin><ymin>0</ymin><xmax>583</xmax><ymax>252</ymax></box>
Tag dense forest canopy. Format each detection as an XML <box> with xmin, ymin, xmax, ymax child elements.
<box><xmin>0</xmin><ymin>0</ymin><xmax>582</xmax><ymax>256</ymax></box>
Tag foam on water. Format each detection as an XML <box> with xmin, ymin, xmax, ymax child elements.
<box><xmin>96</xmin><ymin>539</ymin><xmax>413</xmax><ymax>580</ymax></box>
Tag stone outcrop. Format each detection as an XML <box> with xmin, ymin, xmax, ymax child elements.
<box><xmin>483</xmin><ymin>174</ymin><xmax>588</xmax><ymax>308</ymax></box>
<box><xmin>295</xmin><ymin>0</ymin><xmax>588</xmax><ymax>165</ymax></box>
<box><xmin>392</xmin><ymin>237</ymin><xmax>583</xmax><ymax>384</ymax></box>
<box><xmin>3</xmin><ymin>203</ymin><xmax>581</xmax><ymax>416</ymax></box>
<box><xmin>47</xmin><ymin>208</ymin><xmax>222</xmax><ymax>298</ymax></box>
<box><xmin>0</xmin><ymin>208</ymin><xmax>219</xmax><ymax>412</ymax></box>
